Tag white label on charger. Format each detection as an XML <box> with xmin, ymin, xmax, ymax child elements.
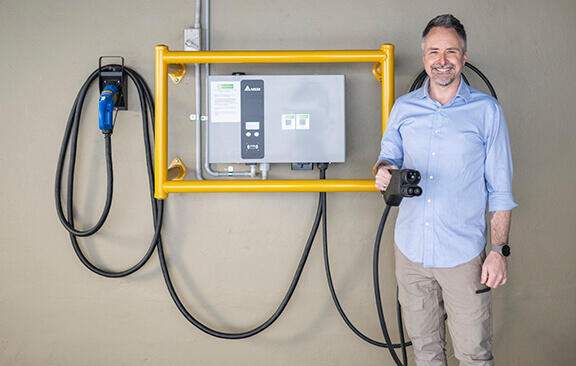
<box><xmin>282</xmin><ymin>114</ymin><xmax>296</xmax><ymax>130</ymax></box>
<box><xmin>296</xmin><ymin>114</ymin><xmax>310</xmax><ymax>130</ymax></box>
<box><xmin>210</xmin><ymin>81</ymin><xmax>240</xmax><ymax>123</ymax></box>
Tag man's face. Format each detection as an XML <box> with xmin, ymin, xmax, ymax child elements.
<box><xmin>422</xmin><ymin>26</ymin><xmax>467</xmax><ymax>87</ymax></box>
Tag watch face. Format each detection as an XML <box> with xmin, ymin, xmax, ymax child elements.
<box><xmin>502</xmin><ymin>245</ymin><xmax>511</xmax><ymax>256</ymax></box>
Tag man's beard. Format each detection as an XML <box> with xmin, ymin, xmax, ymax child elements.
<box><xmin>431</xmin><ymin>64</ymin><xmax>456</xmax><ymax>86</ymax></box>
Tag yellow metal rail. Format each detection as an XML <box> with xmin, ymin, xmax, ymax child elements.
<box><xmin>154</xmin><ymin>45</ymin><xmax>394</xmax><ymax>198</ymax></box>
<box><xmin>162</xmin><ymin>180</ymin><xmax>377</xmax><ymax>194</ymax></box>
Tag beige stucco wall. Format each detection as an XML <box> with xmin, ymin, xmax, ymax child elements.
<box><xmin>1</xmin><ymin>0</ymin><xmax>575</xmax><ymax>365</ymax></box>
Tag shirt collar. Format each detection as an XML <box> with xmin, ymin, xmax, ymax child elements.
<box><xmin>417</xmin><ymin>75</ymin><xmax>471</xmax><ymax>104</ymax></box>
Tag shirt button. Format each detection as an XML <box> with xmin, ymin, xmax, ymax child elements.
<box><xmin>432</xmin><ymin>152</ymin><xmax>436</xmax><ymax>156</ymax></box>
<box><xmin>434</xmin><ymin>130</ymin><xmax>439</xmax><ymax>134</ymax></box>
<box><xmin>425</xmin><ymin>222</ymin><xmax>430</xmax><ymax>226</ymax></box>
<box><xmin>427</xmin><ymin>199</ymin><xmax>431</xmax><ymax>203</ymax></box>
<box><xmin>429</xmin><ymin>176</ymin><xmax>434</xmax><ymax>180</ymax></box>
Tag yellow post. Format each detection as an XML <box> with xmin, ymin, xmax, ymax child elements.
<box><xmin>155</xmin><ymin>45</ymin><xmax>168</xmax><ymax>199</ymax></box>
<box><xmin>381</xmin><ymin>44</ymin><xmax>394</xmax><ymax>135</ymax></box>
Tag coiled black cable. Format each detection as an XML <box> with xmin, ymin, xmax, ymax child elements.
<box><xmin>463</xmin><ymin>62</ymin><xmax>497</xmax><ymax>99</ymax></box>
<box><xmin>56</xmin><ymin>75</ymin><xmax>114</xmax><ymax>237</ymax></box>
<box><xmin>55</xmin><ymin>65</ymin><xmax>162</xmax><ymax>278</ymax></box>
<box><xmin>157</xmin><ymin>171</ymin><xmax>325</xmax><ymax>339</ymax></box>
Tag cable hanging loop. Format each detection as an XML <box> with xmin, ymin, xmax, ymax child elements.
<box><xmin>55</xmin><ymin>65</ymin><xmax>162</xmax><ymax>278</ymax></box>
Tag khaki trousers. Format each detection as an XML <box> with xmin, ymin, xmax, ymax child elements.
<box><xmin>394</xmin><ymin>245</ymin><xmax>494</xmax><ymax>366</ymax></box>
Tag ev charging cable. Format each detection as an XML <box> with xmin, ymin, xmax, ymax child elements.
<box><xmin>372</xmin><ymin>204</ymin><xmax>408</xmax><ymax>366</ymax></box>
<box><xmin>55</xmin><ymin>65</ymin><xmax>163</xmax><ymax>278</ymax></box>
<box><xmin>321</xmin><ymin>163</ymin><xmax>413</xmax><ymax>366</ymax></box>
<box><xmin>157</xmin><ymin>168</ymin><xmax>324</xmax><ymax>339</ymax></box>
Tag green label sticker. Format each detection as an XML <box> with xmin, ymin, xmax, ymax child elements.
<box><xmin>296</xmin><ymin>113</ymin><xmax>310</xmax><ymax>130</ymax></box>
<box><xmin>281</xmin><ymin>114</ymin><xmax>295</xmax><ymax>130</ymax></box>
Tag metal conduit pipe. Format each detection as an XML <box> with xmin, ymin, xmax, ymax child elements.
<box><xmin>200</xmin><ymin>0</ymin><xmax>253</xmax><ymax>178</ymax></box>
<box><xmin>194</xmin><ymin>0</ymin><xmax>201</xmax><ymax>28</ymax></box>
<box><xmin>189</xmin><ymin>0</ymin><xmax>204</xmax><ymax>180</ymax></box>
<box><xmin>259</xmin><ymin>163</ymin><xmax>270</xmax><ymax>180</ymax></box>
<box><xmin>201</xmin><ymin>0</ymin><xmax>223</xmax><ymax>177</ymax></box>
<box><xmin>194</xmin><ymin>63</ymin><xmax>204</xmax><ymax>180</ymax></box>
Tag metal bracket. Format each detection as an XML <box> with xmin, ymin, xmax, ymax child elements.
<box><xmin>99</xmin><ymin>56</ymin><xmax>127</xmax><ymax>110</ymax></box>
<box><xmin>372</xmin><ymin>62</ymin><xmax>383</xmax><ymax>82</ymax></box>
<box><xmin>167</xmin><ymin>157</ymin><xmax>187</xmax><ymax>181</ymax></box>
<box><xmin>168</xmin><ymin>64</ymin><xmax>186</xmax><ymax>84</ymax></box>
<box><xmin>184</xmin><ymin>27</ymin><xmax>201</xmax><ymax>51</ymax></box>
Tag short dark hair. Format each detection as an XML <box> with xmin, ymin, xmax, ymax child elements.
<box><xmin>422</xmin><ymin>14</ymin><xmax>467</xmax><ymax>52</ymax></box>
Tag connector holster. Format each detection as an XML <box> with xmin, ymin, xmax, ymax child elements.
<box><xmin>98</xmin><ymin>56</ymin><xmax>127</xmax><ymax>110</ymax></box>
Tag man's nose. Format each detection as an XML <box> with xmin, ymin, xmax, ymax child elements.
<box><xmin>438</xmin><ymin>52</ymin><xmax>448</xmax><ymax>65</ymax></box>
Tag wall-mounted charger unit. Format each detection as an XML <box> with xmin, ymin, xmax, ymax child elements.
<box><xmin>207</xmin><ymin>74</ymin><xmax>345</xmax><ymax>165</ymax></box>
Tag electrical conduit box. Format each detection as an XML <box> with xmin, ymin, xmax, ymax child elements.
<box><xmin>208</xmin><ymin>75</ymin><xmax>345</xmax><ymax>164</ymax></box>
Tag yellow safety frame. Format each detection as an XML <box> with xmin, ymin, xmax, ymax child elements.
<box><xmin>155</xmin><ymin>44</ymin><xmax>394</xmax><ymax>199</ymax></box>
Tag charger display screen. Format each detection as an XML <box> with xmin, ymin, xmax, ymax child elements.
<box><xmin>245</xmin><ymin>122</ymin><xmax>260</xmax><ymax>130</ymax></box>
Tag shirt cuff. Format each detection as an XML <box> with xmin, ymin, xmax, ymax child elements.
<box><xmin>488</xmin><ymin>191</ymin><xmax>518</xmax><ymax>212</ymax></box>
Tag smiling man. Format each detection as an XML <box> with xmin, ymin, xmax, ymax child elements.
<box><xmin>374</xmin><ymin>14</ymin><xmax>517</xmax><ymax>365</ymax></box>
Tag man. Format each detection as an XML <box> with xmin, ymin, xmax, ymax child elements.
<box><xmin>374</xmin><ymin>14</ymin><xmax>517</xmax><ymax>366</ymax></box>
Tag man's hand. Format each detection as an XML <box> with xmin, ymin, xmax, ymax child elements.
<box><xmin>482</xmin><ymin>210</ymin><xmax>512</xmax><ymax>288</ymax></box>
<box><xmin>481</xmin><ymin>251</ymin><xmax>508</xmax><ymax>288</ymax></box>
<box><xmin>374</xmin><ymin>164</ymin><xmax>399</xmax><ymax>191</ymax></box>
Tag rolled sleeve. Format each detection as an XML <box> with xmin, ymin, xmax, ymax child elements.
<box><xmin>484</xmin><ymin>102</ymin><xmax>518</xmax><ymax>212</ymax></box>
<box><xmin>488</xmin><ymin>191</ymin><xmax>517</xmax><ymax>212</ymax></box>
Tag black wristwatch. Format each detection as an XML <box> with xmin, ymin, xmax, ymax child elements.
<box><xmin>491</xmin><ymin>244</ymin><xmax>511</xmax><ymax>257</ymax></box>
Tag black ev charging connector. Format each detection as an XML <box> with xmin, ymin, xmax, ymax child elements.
<box><xmin>382</xmin><ymin>169</ymin><xmax>422</xmax><ymax>206</ymax></box>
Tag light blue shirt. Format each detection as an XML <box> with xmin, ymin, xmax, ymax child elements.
<box><xmin>378</xmin><ymin>77</ymin><xmax>517</xmax><ymax>268</ymax></box>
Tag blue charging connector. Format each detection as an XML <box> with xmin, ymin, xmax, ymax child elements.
<box><xmin>98</xmin><ymin>84</ymin><xmax>119</xmax><ymax>133</ymax></box>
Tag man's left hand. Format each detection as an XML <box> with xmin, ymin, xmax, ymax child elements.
<box><xmin>481</xmin><ymin>251</ymin><xmax>508</xmax><ymax>288</ymax></box>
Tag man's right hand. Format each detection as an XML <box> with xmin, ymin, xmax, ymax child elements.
<box><xmin>374</xmin><ymin>164</ymin><xmax>399</xmax><ymax>191</ymax></box>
